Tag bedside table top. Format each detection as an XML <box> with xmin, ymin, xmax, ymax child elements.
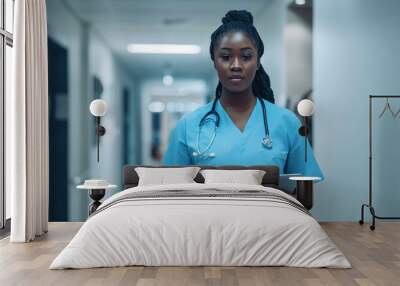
<box><xmin>77</xmin><ymin>184</ymin><xmax>117</xmax><ymax>190</ymax></box>
<box><xmin>289</xmin><ymin>176</ymin><xmax>321</xmax><ymax>181</ymax></box>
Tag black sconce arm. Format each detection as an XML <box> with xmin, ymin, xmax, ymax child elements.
<box><xmin>96</xmin><ymin>117</ymin><xmax>106</xmax><ymax>162</ymax></box>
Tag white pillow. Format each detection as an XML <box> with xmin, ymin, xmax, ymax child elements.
<box><xmin>135</xmin><ymin>167</ymin><xmax>200</xmax><ymax>186</ymax></box>
<box><xmin>200</xmin><ymin>169</ymin><xmax>266</xmax><ymax>185</ymax></box>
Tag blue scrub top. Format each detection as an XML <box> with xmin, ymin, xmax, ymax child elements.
<box><xmin>162</xmin><ymin>98</ymin><xmax>324</xmax><ymax>180</ymax></box>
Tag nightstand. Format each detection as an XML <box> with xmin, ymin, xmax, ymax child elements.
<box><xmin>77</xmin><ymin>181</ymin><xmax>117</xmax><ymax>215</ymax></box>
<box><xmin>289</xmin><ymin>176</ymin><xmax>321</xmax><ymax>210</ymax></box>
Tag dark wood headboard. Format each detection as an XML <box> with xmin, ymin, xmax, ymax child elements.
<box><xmin>122</xmin><ymin>165</ymin><xmax>315</xmax><ymax>210</ymax></box>
<box><xmin>123</xmin><ymin>165</ymin><xmax>279</xmax><ymax>190</ymax></box>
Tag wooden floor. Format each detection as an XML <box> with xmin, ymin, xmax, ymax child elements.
<box><xmin>0</xmin><ymin>222</ymin><xmax>399</xmax><ymax>286</ymax></box>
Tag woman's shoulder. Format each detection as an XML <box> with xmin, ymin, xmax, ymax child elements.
<box><xmin>263</xmin><ymin>99</ymin><xmax>300</xmax><ymax>124</ymax></box>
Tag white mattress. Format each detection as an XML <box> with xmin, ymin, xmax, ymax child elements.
<box><xmin>50</xmin><ymin>183</ymin><xmax>351</xmax><ymax>269</ymax></box>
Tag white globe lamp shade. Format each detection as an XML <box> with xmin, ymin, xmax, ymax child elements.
<box><xmin>90</xmin><ymin>99</ymin><xmax>107</xmax><ymax>117</ymax></box>
<box><xmin>297</xmin><ymin>99</ymin><xmax>315</xmax><ymax>117</ymax></box>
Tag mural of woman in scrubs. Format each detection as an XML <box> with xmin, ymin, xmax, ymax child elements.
<box><xmin>163</xmin><ymin>10</ymin><xmax>324</xmax><ymax>179</ymax></box>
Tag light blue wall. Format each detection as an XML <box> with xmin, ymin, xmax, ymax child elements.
<box><xmin>312</xmin><ymin>0</ymin><xmax>400</xmax><ymax>221</ymax></box>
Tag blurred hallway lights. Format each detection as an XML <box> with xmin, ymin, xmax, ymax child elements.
<box><xmin>175</xmin><ymin>102</ymin><xmax>185</xmax><ymax>113</ymax></box>
<box><xmin>166</xmin><ymin>102</ymin><xmax>201</xmax><ymax>113</ymax></box>
<box><xmin>166</xmin><ymin>102</ymin><xmax>176</xmax><ymax>113</ymax></box>
<box><xmin>148</xmin><ymin>101</ymin><xmax>165</xmax><ymax>113</ymax></box>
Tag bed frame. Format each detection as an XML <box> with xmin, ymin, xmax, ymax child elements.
<box><xmin>123</xmin><ymin>165</ymin><xmax>314</xmax><ymax>210</ymax></box>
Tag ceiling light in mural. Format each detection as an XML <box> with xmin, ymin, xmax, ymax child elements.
<box><xmin>127</xmin><ymin>44</ymin><xmax>201</xmax><ymax>54</ymax></box>
<box><xmin>295</xmin><ymin>0</ymin><xmax>306</xmax><ymax>5</ymax></box>
<box><xmin>163</xmin><ymin>74</ymin><xmax>174</xmax><ymax>86</ymax></box>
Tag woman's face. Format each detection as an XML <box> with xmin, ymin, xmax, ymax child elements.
<box><xmin>214</xmin><ymin>31</ymin><xmax>259</xmax><ymax>94</ymax></box>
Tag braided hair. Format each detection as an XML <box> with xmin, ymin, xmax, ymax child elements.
<box><xmin>209</xmin><ymin>10</ymin><xmax>275</xmax><ymax>104</ymax></box>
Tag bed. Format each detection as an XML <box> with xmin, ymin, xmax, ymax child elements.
<box><xmin>50</xmin><ymin>165</ymin><xmax>350</xmax><ymax>269</ymax></box>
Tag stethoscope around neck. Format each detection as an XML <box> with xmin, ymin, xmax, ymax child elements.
<box><xmin>192</xmin><ymin>96</ymin><xmax>272</xmax><ymax>159</ymax></box>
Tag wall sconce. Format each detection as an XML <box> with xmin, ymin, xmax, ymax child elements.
<box><xmin>297</xmin><ymin>99</ymin><xmax>315</xmax><ymax>162</ymax></box>
<box><xmin>89</xmin><ymin>99</ymin><xmax>107</xmax><ymax>162</ymax></box>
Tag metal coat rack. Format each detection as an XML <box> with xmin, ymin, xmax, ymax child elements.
<box><xmin>359</xmin><ymin>95</ymin><xmax>400</xmax><ymax>230</ymax></box>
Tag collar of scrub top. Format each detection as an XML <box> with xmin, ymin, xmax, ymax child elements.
<box><xmin>193</xmin><ymin>96</ymin><xmax>272</xmax><ymax>159</ymax></box>
<box><xmin>214</xmin><ymin>96</ymin><xmax>272</xmax><ymax>149</ymax></box>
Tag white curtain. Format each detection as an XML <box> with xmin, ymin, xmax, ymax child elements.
<box><xmin>8</xmin><ymin>0</ymin><xmax>49</xmax><ymax>242</ymax></box>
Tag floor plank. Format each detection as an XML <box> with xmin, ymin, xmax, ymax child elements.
<box><xmin>0</xmin><ymin>222</ymin><xmax>399</xmax><ymax>286</ymax></box>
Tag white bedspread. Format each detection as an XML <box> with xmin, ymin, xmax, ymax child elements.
<box><xmin>50</xmin><ymin>183</ymin><xmax>351</xmax><ymax>269</ymax></box>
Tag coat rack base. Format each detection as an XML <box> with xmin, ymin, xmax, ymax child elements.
<box><xmin>359</xmin><ymin>203</ymin><xmax>400</xmax><ymax>231</ymax></box>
